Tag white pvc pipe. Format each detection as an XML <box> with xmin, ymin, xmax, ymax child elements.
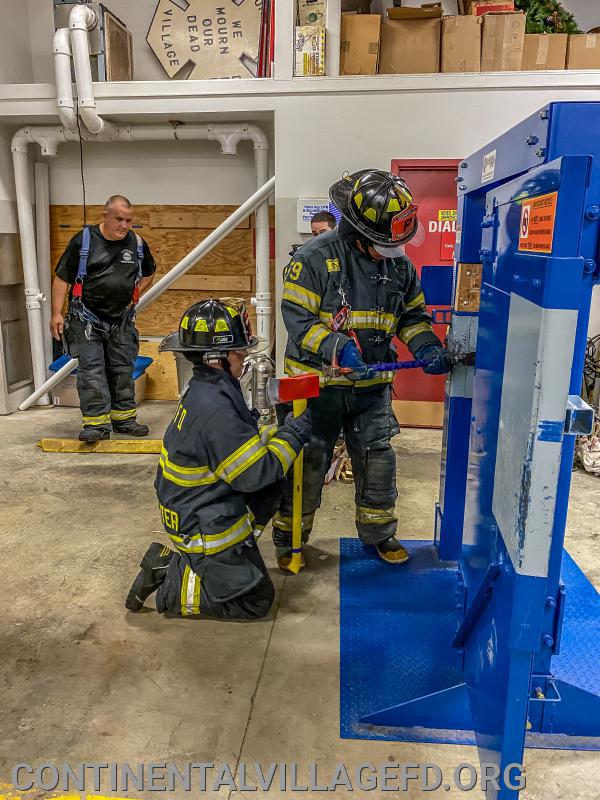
<box><xmin>69</xmin><ymin>4</ymin><xmax>117</xmax><ymax>139</ymax></box>
<box><xmin>14</xmin><ymin>123</ymin><xmax>272</xmax><ymax>406</ymax></box>
<box><xmin>52</xmin><ymin>28</ymin><xmax>78</xmax><ymax>133</ymax></box>
<box><xmin>254</xmin><ymin>145</ymin><xmax>271</xmax><ymax>349</ymax></box>
<box><xmin>11</xmin><ymin>145</ymin><xmax>50</xmax><ymax>405</ymax></box>
<box><xmin>19</xmin><ymin>176</ymin><xmax>276</xmax><ymax>411</ymax></box>
<box><xmin>34</xmin><ymin>162</ymin><xmax>53</xmax><ymax>371</ymax></box>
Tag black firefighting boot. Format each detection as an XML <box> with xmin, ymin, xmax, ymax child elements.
<box><xmin>376</xmin><ymin>536</ymin><xmax>409</xmax><ymax>565</ymax></box>
<box><xmin>113</xmin><ymin>420</ymin><xmax>150</xmax><ymax>437</ymax></box>
<box><xmin>78</xmin><ymin>427</ymin><xmax>111</xmax><ymax>443</ymax></box>
<box><xmin>125</xmin><ymin>542</ymin><xmax>175</xmax><ymax>611</ymax></box>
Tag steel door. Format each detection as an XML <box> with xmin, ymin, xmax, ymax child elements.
<box><xmin>390</xmin><ymin>159</ymin><xmax>459</xmax><ymax>427</ymax></box>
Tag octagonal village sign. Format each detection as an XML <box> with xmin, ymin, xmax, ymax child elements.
<box><xmin>147</xmin><ymin>0</ymin><xmax>262</xmax><ymax>80</ymax></box>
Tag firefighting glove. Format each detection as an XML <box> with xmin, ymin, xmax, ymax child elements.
<box><xmin>283</xmin><ymin>407</ymin><xmax>313</xmax><ymax>448</ymax></box>
<box><xmin>338</xmin><ymin>341</ymin><xmax>374</xmax><ymax>381</ymax></box>
<box><xmin>415</xmin><ymin>344</ymin><xmax>456</xmax><ymax>375</ymax></box>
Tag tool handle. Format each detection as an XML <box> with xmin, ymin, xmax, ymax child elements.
<box><xmin>288</xmin><ymin>397</ymin><xmax>307</xmax><ymax>574</ymax></box>
<box><xmin>369</xmin><ymin>360</ymin><xmax>428</xmax><ymax>372</ymax></box>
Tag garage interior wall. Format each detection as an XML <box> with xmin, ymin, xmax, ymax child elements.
<box><xmin>274</xmin><ymin>88</ymin><xmax>600</xmax><ymax>365</ymax></box>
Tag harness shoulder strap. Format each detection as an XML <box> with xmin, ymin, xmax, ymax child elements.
<box><xmin>135</xmin><ymin>234</ymin><xmax>144</xmax><ymax>277</ymax></box>
<box><xmin>72</xmin><ymin>226</ymin><xmax>91</xmax><ymax>299</ymax></box>
<box><xmin>132</xmin><ymin>233</ymin><xmax>144</xmax><ymax>305</ymax></box>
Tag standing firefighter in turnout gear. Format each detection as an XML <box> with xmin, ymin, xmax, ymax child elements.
<box><xmin>274</xmin><ymin>169</ymin><xmax>454</xmax><ymax>568</ymax></box>
<box><xmin>125</xmin><ymin>299</ymin><xmax>312</xmax><ymax>619</ymax></box>
<box><xmin>51</xmin><ymin>195</ymin><xmax>156</xmax><ymax>443</ymax></box>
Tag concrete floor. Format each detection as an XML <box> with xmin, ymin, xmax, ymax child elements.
<box><xmin>0</xmin><ymin>401</ymin><xmax>599</xmax><ymax>800</ymax></box>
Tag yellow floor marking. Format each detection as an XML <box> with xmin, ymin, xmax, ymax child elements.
<box><xmin>38</xmin><ymin>439</ymin><xmax>163</xmax><ymax>454</ymax></box>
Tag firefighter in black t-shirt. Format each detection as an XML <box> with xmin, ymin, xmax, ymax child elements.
<box><xmin>51</xmin><ymin>195</ymin><xmax>157</xmax><ymax>442</ymax></box>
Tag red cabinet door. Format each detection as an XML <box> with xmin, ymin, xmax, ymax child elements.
<box><xmin>390</xmin><ymin>159</ymin><xmax>459</xmax><ymax>428</ymax></box>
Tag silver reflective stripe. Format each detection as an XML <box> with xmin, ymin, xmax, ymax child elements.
<box><xmin>267</xmin><ymin>438</ymin><xmax>296</xmax><ymax>472</ymax></box>
<box><xmin>215</xmin><ymin>436</ymin><xmax>267</xmax><ymax>483</ymax></box>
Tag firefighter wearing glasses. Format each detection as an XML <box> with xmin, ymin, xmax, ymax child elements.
<box><xmin>125</xmin><ymin>299</ymin><xmax>312</xmax><ymax>619</ymax></box>
<box><xmin>273</xmin><ymin>169</ymin><xmax>454</xmax><ymax>568</ymax></box>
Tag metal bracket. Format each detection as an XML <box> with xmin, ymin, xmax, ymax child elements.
<box><xmin>564</xmin><ymin>395</ymin><xmax>594</xmax><ymax>435</ymax></box>
<box><xmin>452</xmin><ymin>563</ymin><xmax>501</xmax><ymax>649</ymax></box>
<box><xmin>529</xmin><ymin>676</ymin><xmax>562</xmax><ymax>704</ymax></box>
<box><xmin>432</xmin><ymin>308</ymin><xmax>452</xmax><ymax>325</ymax></box>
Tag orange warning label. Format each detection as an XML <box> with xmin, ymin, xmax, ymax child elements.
<box><xmin>518</xmin><ymin>191</ymin><xmax>558</xmax><ymax>254</ymax></box>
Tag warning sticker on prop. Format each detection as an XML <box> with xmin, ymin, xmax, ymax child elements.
<box><xmin>438</xmin><ymin>209</ymin><xmax>457</xmax><ymax>222</ymax></box>
<box><xmin>518</xmin><ymin>191</ymin><xmax>558</xmax><ymax>254</ymax></box>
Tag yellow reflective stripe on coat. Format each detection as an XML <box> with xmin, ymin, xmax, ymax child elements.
<box><xmin>82</xmin><ymin>413</ymin><xmax>111</xmax><ymax>426</ymax></box>
<box><xmin>356</xmin><ymin>505</ymin><xmax>397</xmax><ymax>525</ymax></box>
<box><xmin>180</xmin><ymin>565</ymin><xmax>201</xmax><ymax>616</ymax></box>
<box><xmin>301</xmin><ymin>323</ymin><xmax>331</xmax><ymax>354</ymax></box>
<box><xmin>169</xmin><ymin>514</ymin><xmax>253</xmax><ymax>555</ymax></box>
<box><xmin>214</xmin><ymin>435</ymin><xmax>267</xmax><ymax>483</ymax></box>
<box><xmin>405</xmin><ymin>291</ymin><xmax>426</xmax><ymax>311</ymax></box>
<box><xmin>110</xmin><ymin>408</ymin><xmax>136</xmax><ymax>421</ymax></box>
<box><xmin>258</xmin><ymin>423</ymin><xmax>277</xmax><ymax>444</ymax></box>
<box><xmin>282</xmin><ymin>282</ymin><xmax>321</xmax><ymax>314</ymax></box>
<box><xmin>350</xmin><ymin>311</ymin><xmax>397</xmax><ymax>332</ymax></box>
<box><xmin>159</xmin><ymin>447</ymin><xmax>217</xmax><ymax>487</ymax></box>
<box><xmin>266</xmin><ymin>437</ymin><xmax>297</xmax><ymax>472</ymax></box>
<box><xmin>398</xmin><ymin>321</ymin><xmax>433</xmax><ymax>345</ymax></box>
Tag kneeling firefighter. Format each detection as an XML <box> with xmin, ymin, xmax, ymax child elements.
<box><xmin>125</xmin><ymin>299</ymin><xmax>312</xmax><ymax>619</ymax></box>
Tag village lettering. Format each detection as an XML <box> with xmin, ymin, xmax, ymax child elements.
<box><xmin>159</xmin><ymin>6</ymin><xmax>179</xmax><ymax>68</ymax></box>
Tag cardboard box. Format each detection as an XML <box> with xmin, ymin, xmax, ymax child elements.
<box><xmin>480</xmin><ymin>12</ymin><xmax>525</xmax><ymax>71</ymax></box>
<box><xmin>379</xmin><ymin>4</ymin><xmax>442</xmax><ymax>74</ymax></box>
<box><xmin>52</xmin><ymin>373</ymin><xmax>147</xmax><ymax>408</ymax></box>
<box><xmin>340</xmin><ymin>13</ymin><xmax>381</xmax><ymax>75</ymax></box>
<box><xmin>441</xmin><ymin>15</ymin><xmax>481</xmax><ymax>72</ymax></box>
<box><xmin>521</xmin><ymin>34</ymin><xmax>567</xmax><ymax>70</ymax></box>
<box><xmin>566</xmin><ymin>33</ymin><xmax>600</xmax><ymax>69</ymax></box>
<box><xmin>294</xmin><ymin>25</ymin><xmax>326</xmax><ymax>76</ymax></box>
<box><xmin>298</xmin><ymin>0</ymin><xmax>326</xmax><ymax>26</ymax></box>
<box><xmin>469</xmin><ymin>0</ymin><xmax>514</xmax><ymax>14</ymax></box>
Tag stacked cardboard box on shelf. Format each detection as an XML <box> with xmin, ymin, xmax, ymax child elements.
<box><xmin>480</xmin><ymin>11</ymin><xmax>525</xmax><ymax>71</ymax></box>
<box><xmin>567</xmin><ymin>33</ymin><xmax>600</xmax><ymax>69</ymax></box>
<box><xmin>340</xmin><ymin>13</ymin><xmax>381</xmax><ymax>75</ymax></box>
<box><xmin>441</xmin><ymin>15</ymin><xmax>481</xmax><ymax>72</ymax></box>
<box><xmin>296</xmin><ymin>0</ymin><xmax>326</xmax><ymax>76</ymax></box>
<box><xmin>331</xmin><ymin>0</ymin><xmax>599</xmax><ymax>76</ymax></box>
<box><xmin>522</xmin><ymin>33</ymin><xmax>568</xmax><ymax>70</ymax></box>
<box><xmin>379</xmin><ymin>3</ymin><xmax>442</xmax><ymax>74</ymax></box>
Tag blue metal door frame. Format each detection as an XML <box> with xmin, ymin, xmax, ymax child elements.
<box><xmin>359</xmin><ymin>103</ymin><xmax>600</xmax><ymax>799</ymax></box>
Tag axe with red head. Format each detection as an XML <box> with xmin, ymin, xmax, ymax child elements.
<box><xmin>266</xmin><ymin>374</ymin><xmax>320</xmax><ymax>574</ymax></box>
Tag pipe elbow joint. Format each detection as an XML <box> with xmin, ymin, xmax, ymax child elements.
<box><xmin>243</xmin><ymin>124</ymin><xmax>269</xmax><ymax>150</ymax></box>
<box><xmin>69</xmin><ymin>5</ymin><xmax>97</xmax><ymax>31</ymax></box>
<box><xmin>11</xmin><ymin>129</ymin><xmax>29</xmax><ymax>153</ymax></box>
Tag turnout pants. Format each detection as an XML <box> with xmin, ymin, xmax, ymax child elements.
<box><xmin>272</xmin><ymin>385</ymin><xmax>400</xmax><ymax>554</ymax></box>
<box><xmin>156</xmin><ymin>536</ymin><xmax>275</xmax><ymax>620</ymax></box>
<box><xmin>64</xmin><ymin>310</ymin><xmax>139</xmax><ymax>430</ymax></box>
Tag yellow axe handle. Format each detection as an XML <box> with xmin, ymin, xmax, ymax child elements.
<box><xmin>287</xmin><ymin>397</ymin><xmax>307</xmax><ymax>575</ymax></box>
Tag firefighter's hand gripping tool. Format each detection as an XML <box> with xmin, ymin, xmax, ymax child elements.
<box><xmin>266</xmin><ymin>374</ymin><xmax>320</xmax><ymax>574</ymax></box>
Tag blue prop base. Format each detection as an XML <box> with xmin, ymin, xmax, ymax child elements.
<box><xmin>339</xmin><ymin>539</ymin><xmax>600</xmax><ymax>749</ymax></box>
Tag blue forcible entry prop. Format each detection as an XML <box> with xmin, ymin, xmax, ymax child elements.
<box><xmin>355</xmin><ymin>103</ymin><xmax>600</xmax><ymax>798</ymax></box>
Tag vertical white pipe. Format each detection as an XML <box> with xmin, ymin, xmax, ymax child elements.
<box><xmin>53</xmin><ymin>28</ymin><xmax>78</xmax><ymax>132</ymax></box>
<box><xmin>34</xmin><ymin>162</ymin><xmax>53</xmax><ymax>371</ymax></box>
<box><xmin>69</xmin><ymin>5</ymin><xmax>117</xmax><ymax>138</ymax></box>
<box><xmin>254</xmin><ymin>146</ymin><xmax>271</xmax><ymax>350</ymax></box>
<box><xmin>11</xmin><ymin>145</ymin><xmax>50</xmax><ymax>404</ymax></box>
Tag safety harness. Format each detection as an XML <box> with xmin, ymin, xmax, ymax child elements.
<box><xmin>70</xmin><ymin>226</ymin><xmax>144</xmax><ymax>327</ymax></box>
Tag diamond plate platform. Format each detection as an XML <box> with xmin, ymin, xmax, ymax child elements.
<box><xmin>339</xmin><ymin>539</ymin><xmax>600</xmax><ymax>748</ymax></box>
